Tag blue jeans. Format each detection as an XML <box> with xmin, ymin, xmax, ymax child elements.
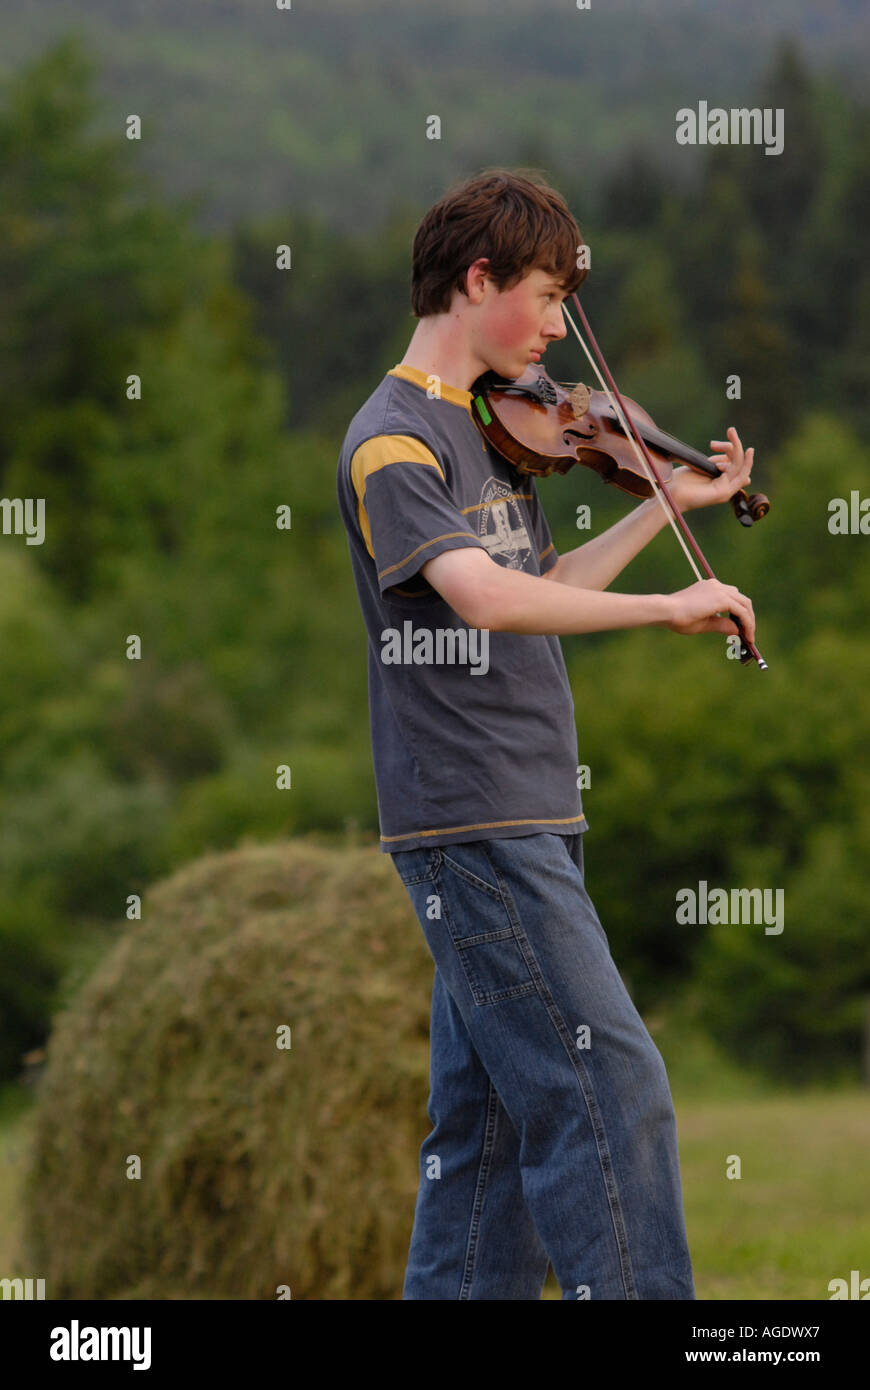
<box><xmin>390</xmin><ymin>832</ymin><xmax>695</xmax><ymax>1300</ymax></box>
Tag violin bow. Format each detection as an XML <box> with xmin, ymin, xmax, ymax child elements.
<box><xmin>564</xmin><ymin>292</ymin><xmax>768</xmax><ymax>671</ymax></box>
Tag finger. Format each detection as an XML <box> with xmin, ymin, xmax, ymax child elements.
<box><xmin>715</xmin><ymin>611</ymin><xmax>754</xmax><ymax>644</ymax></box>
<box><xmin>695</xmin><ymin>615</ymin><xmax>739</xmax><ymax>637</ymax></box>
<box><xmin>727</xmin><ymin>601</ymin><xmax>755</xmax><ymax>642</ymax></box>
<box><xmin>724</xmin><ymin>589</ymin><xmax>754</xmax><ymax>621</ymax></box>
<box><xmin>712</xmin><ymin>442</ymin><xmax>743</xmax><ymax>464</ymax></box>
<box><xmin>718</xmin><ymin>593</ymin><xmax>755</xmax><ymax>640</ymax></box>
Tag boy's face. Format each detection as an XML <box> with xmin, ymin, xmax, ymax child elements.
<box><xmin>469</xmin><ymin>263</ymin><xmax>570</xmax><ymax>381</ymax></box>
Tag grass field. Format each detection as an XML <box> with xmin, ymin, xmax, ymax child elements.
<box><xmin>2</xmin><ymin>1013</ymin><xmax>867</xmax><ymax>1301</ymax></box>
<box><xmin>546</xmin><ymin>1012</ymin><xmax>870</xmax><ymax>1300</ymax></box>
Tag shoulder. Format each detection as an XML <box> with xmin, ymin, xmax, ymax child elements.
<box><xmin>350</xmin><ymin>435</ymin><xmax>445</xmax><ymax>500</ymax></box>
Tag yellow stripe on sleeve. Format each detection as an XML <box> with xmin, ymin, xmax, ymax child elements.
<box><xmin>350</xmin><ymin>435</ymin><xmax>446</xmax><ymax>560</ymax></box>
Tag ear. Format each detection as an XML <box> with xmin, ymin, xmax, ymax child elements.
<box><xmin>465</xmin><ymin>257</ymin><xmax>491</xmax><ymax>304</ymax></box>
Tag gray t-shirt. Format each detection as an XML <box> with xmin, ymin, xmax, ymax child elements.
<box><xmin>335</xmin><ymin>362</ymin><xmax>587</xmax><ymax>853</ymax></box>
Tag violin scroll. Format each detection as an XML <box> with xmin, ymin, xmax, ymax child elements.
<box><xmin>730</xmin><ymin>489</ymin><xmax>770</xmax><ymax>527</ymax></box>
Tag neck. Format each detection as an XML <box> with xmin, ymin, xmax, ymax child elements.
<box><xmin>399</xmin><ymin>314</ymin><xmax>487</xmax><ymax>392</ymax></box>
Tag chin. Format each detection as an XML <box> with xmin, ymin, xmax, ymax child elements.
<box><xmin>487</xmin><ymin>356</ymin><xmax>529</xmax><ymax>382</ymax></box>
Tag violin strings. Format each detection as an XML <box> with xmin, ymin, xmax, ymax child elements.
<box><xmin>560</xmin><ymin>304</ymin><xmax>703</xmax><ymax>585</ymax></box>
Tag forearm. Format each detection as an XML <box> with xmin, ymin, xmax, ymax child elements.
<box><xmin>547</xmin><ymin>494</ymin><xmax>672</xmax><ymax>591</ymax></box>
<box><xmin>481</xmin><ymin>565</ymin><xmax>674</xmax><ymax>636</ymax></box>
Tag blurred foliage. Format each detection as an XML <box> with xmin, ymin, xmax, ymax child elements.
<box><xmin>0</xmin><ymin>35</ymin><xmax>868</xmax><ymax>1087</ymax></box>
<box><xmin>1</xmin><ymin>1</ymin><xmax>867</xmax><ymax>234</ymax></box>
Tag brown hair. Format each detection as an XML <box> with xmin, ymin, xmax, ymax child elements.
<box><xmin>410</xmin><ymin>167</ymin><xmax>587</xmax><ymax>318</ymax></box>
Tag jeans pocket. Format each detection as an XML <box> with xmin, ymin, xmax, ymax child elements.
<box><xmin>431</xmin><ymin>845</ymin><xmax>537</xmax><ymax>1007</ymax></box>
<box><xmin>391</xmin><ymin>846</ymin><xmax>442</xmax><ymax>887</ymax></box>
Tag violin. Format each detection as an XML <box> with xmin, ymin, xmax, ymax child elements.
<box><xmin>470</xmin><ymin>364</ymin><xmax>770</xmax><ymax>528</ymax></box>
<box><xmin>470</xmin><ymin>290</ymin><xmax>769</xmax><ymax>670</ymax></box>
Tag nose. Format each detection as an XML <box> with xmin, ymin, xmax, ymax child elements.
<box><xmin>548</xmin><ymin>306</ymin><xmax>568</xmax><ymax>341</ymax></box>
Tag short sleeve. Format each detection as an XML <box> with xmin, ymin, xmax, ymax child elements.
<box><xmin>523</xmin><ymin>475</ymin><xmax>559</xmax><ymax>574</ymax></box>
<box><xmin>350</xmin><ymin>434</ymin><xmax>486</xmax><ymax>595</ymax></box>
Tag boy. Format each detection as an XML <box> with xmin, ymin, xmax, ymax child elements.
<box><xmin>335</xmin><ymin>168</ymin><xmax>755</xmax><ymax>1299</ymax></box>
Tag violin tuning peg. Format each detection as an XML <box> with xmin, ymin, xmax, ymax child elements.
<box><xmin>730</xmin><ymin>491</ymin><xmax>754</xmax><ymax>526</ymax></box>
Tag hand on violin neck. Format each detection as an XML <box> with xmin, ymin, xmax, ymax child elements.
<box><xmin>667</xmin><ymin>427</ymin><xmax>755</xmax><ymax>513</ymax></box>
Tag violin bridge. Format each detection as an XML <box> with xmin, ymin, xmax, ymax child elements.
<box><xmin>569</xmin><ymin>383</ymin><xmax>591</xmax><ymax>419</ymax></box>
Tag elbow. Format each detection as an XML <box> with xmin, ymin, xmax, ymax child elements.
<box><xmin>465</xmin><ymin>587</ymin><xmax>506</xmax><ymax>633</ymax></box>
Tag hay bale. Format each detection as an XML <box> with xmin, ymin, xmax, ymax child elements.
<box><xmin>20</xmin><ymin>837</ymin><xmax>435</xmax><ymax>1299</ymax></box>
